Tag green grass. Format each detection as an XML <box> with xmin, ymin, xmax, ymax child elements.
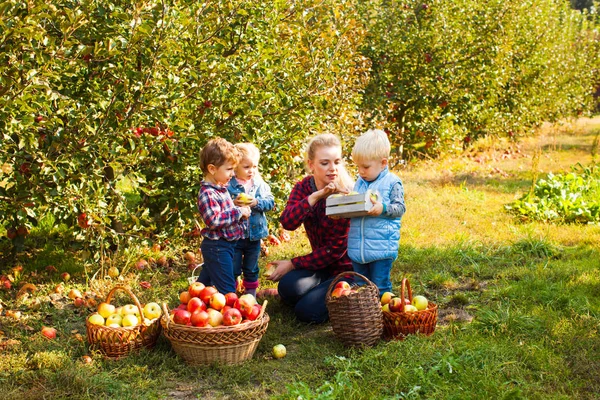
<box><xmin>1</xmin><ymin>117</ymin><xmax>600</xmax><ymax>399</ymax></box>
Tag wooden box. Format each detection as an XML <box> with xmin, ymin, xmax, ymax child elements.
<box><xmin>326</xmin><ymin>192</ymin><xmax>373</xmax><ymax>218</ymax></box>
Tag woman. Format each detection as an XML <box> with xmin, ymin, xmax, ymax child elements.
<box><xmin>267</xmin><ymin>133</ymin><xmax>354</xmax><ymax>323</ymax></box>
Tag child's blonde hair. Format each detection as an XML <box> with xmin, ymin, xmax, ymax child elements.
<box><xmin>305</xmin><ymin>133</ymin><xmax>354</xmax><ymax>191</ymax></box>
<box><xmin>199</xmin><ymin>138</ymin><xmax>240</xmax><ymax>174</ymax></box>
<box><xmin>235</xmin><ymin>142</ymin><xmax>260</xmax><ymax>162</ymax></box>
<box><xmin>352</xmin><ymin>129</ymin><xmax>391</xmax><ymax>162</ymax></box>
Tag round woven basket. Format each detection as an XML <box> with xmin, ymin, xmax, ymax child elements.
<box><xmin>325</xmin><ymin>271</ymin><xmax>383</xmax><ymax>347</ymax></box>
<box><xmin>382</xmin><ymin>278</ymin><xmax>438</xmax><ymax>340</ymax></box>
<box><xmin>160</xmin><ymin>300</ymin><xmax>269</xmax><ymax>365</ymax></box>
<box><xmin>85</xmin><ymin>285</ymin><xmax>162</xmax><ymax>359</ymax></box>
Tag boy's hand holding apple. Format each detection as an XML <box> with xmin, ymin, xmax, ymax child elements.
<box><xmin>239</xmin><ymin>206</ymin><xmax>251</xmax><ymax>219</ymax></box>
<box><xmin>366</xmin><ymin>192</ymin><xmax>383</xmax><ymax>216</ymax></box>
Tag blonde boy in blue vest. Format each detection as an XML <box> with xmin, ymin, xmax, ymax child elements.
<box><xmin>347</xmin><ymin>129</ymin><xmax>406</xmax><ymax>294</ymax></box>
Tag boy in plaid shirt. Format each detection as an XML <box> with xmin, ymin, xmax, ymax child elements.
<box><xmin>196</xmin><ymin>138</ymin><xmax>251</xmax><ymax>294</ymax></box>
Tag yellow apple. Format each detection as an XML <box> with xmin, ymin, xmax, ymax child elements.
<box><xmin>273</xmin><ymin>344</ymin><xmax>286</xmax><ymax>359</ymax></box>
<box><xmin>107</xmin><ymin>266</ymin><xmax>120</xmax><ymax>278</ymax></box>
<box><xmin>97</xmin><ymin>302</ymin><xmax>116</xmax><ymax>319</ymax></box>
<box><xmin>143</xmin><ymin>302</ymin><xmax>162</xmax><ymax>320</ymax></box>
<box><xmin>88</xmin><ymin>313</ymin><xmax>105</xmax><ymax>326</ymax></box>
<box><xmin>381</xmin><ymin>304</ymin><xmax>390</xmax><ymax>312</ymax></box>
<box><xmin>122</xmin><ymin>314</ymin><xmax>139</xmax><ymax>327</ymax></box>
<box><xmin>105</xmin><ymin>314</ymin><xmax>123</xmax><ymax>326</ymax></box>
<box><xmin>404</xmin><ymin>304</ymin><xmax>418</xmax><ymax>313</ymax></box>
<box><xmin>411</xmin><ymin>295</ymin><xmax>428</xmax><ymax>311</ymax></box>
<box><xmin>380</xmin><ymin>291</ymin><xmax>396</xmax><ymax>305</ymax></box>
<box><xmin>121</xmin><ymin>304</ymin><xmax>140</xmax><ymax>317</ymax></box>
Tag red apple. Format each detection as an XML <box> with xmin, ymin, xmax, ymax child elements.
<box><xmin>186</xmin><ymin>297</ymin><xmax>206</xmax><ymax>313</ymax></box>
<box><xmin>331</xmin><ymin>287</ymin><xmax>345</xmax><ymax>298</ymax></box>
<box><xmin>389</xmin><ymin>297</ymin><xmax>404</xmax><ymax>312</ymax></box>
<box><xmin>222</xmin><ymin>307</ymin><xmax>243</xmax><ymax>326</ymax></box>
<box><xmin>188</xmin><ymin>282</ymin><xmax>205</xmax><ymax>298</ymax></box>
<box><xmin>221</xmin><ymin>305</ymin><xmax>232</xmax><ymax>314</ymax></box>
<box><xmin>199</xmin><ymin>286</ymin><xmax>218</xmax><ymax>304</ymax></box>
<box><xmin>237</xmin><ymin>294</ymin><xmax>257</xmax><ymax>317</ymax></box>
<box><xmin>179</xmin><ymin>291</ymin><xmax>191</xmax><ymax>304</ymax></box>
<box><xmin>224</xmin><ymin>292</ymin><xmax>238</xmax><ymax>307</ymax></box>
<box><xmin>190</xmin><ymin>310</ymin><xmax>209</xmax><ymax>327</ymax></box>
<box><xmin>176</xmin><ymin>303</ymin><xmax>188</xmax><ymax>310</ymax></box>
<box><xmin>245</xmin><ymin>304</ymin><xmax>261</xmax><ymax>321</ymax></box>
<box><xmin>209</xmin><ymin>292</ymin><xmax>226</xmax><ymax>311</ymax></box>
<box><xmin>73</xmin><ymin>297</ymin><xmax>85</xmax><ymax>308</ymax></box>
<box><xmin>173</xmin><ymin>309</ymin><xmax>191</xmax><ymax>325</ymax></box>
<box><xmin>41</xmin><ymin>326</ymin><xmax>57</xmax><ymax>340</ymax></box>
<box><xmin>135</xmin><ymin>259</ymin><xmax>149</xmax><ymax>271</ymax></box>
<box><xmin>334</xmin><ymin>281</ymin><xmax>351</xmax><ymax>291</ymax></box>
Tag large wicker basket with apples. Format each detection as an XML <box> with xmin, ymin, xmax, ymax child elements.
<box><xmin>381</xmin><ymin>277</ymin><xmax>438</xmax><ymax>340</ymax></box>
<box><xmin>160</xmin><ymin>282</ymin><xmax>269</xmax><ymax>365</ymax></box>
<box><xmin>325</xmin><ymin>271</ymin><xmax>384</xmax><ymax>347</ymax></box>
<box><xmin>85</xmin><ymin>285</ymin><xmax>162</xmax><ymax>359</ymax></box>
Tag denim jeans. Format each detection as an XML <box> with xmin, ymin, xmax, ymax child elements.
<box><xmin>197</xmin><ymin>238</ymin><xmax>237</xmax><ymax>294</ymax></box>
<box><xmin>351</xmin><ymin>258</ymin><xmax>393</xmax><ymax>295</ymax></box>
<box><xmin>278</xmin><ymin>269</ymin><xmax>353</xmax><ymax>323</ymax></box>
<box><xmin>233</xmin><ymin>238</ymin><xmax>261</xmax><ymax>284</ymax></box>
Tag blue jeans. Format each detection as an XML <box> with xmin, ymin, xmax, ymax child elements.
<box><xmin>197</xmin><ymin>238</ymin><xmax>237</xmax><ymax>294</ymax></box>
<box><xmin>352</xmin><ymin>258</ymin><xmax>393</xmax><ymax>295</ymax></box>
<box><xmin>278</xmin><ymin>269</ymin><xmax>352</xmax><ymax>323</ymax></box>
<box><xmin>233</xmin><ymin>238</ymin><xmax>261</xmax><ymax>284</ymax></box>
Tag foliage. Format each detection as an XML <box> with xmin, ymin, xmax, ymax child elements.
<box><xmin>0</xmin><ymin>0</ymin><xmax>368</xmax><ymax>256</ymax></box>
<box><xmin>360</xmin><ymin>0</ymin><xmax>600</xmax><ymax>160</ymax></box>
<box><xmin>506</xmin><ymin>163</ymin><xmax>600</xmax><ymax>224</ymax></box>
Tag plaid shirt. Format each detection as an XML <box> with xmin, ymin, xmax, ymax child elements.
<box><xmin>280</xmin><ymin>176</ymin><xmax>352</xmax><ymax>277</ymax></box>
<box><xmin>197</xmin><ymin>181</ymin><xmax>245</xmax><ymax>241</ymax></box>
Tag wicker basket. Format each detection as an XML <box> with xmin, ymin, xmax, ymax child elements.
<box><xmin>325</xmin><ymin>272</ymin><xmax>383</xmax><ymax>347</ymax></box>
<box><xmin>382</xmin><ymin>278</ymin><xmax>438</xmax><ymax>340</ymax></box>
<box><xmin>85</xmin><ymin>285</ymin><xmax>162</xmax><ymax>359</ymax></box>
<box><xmin>160</xmin><ymin>300</ymin><xmax>269</xmax><ymax>365</ymax></box>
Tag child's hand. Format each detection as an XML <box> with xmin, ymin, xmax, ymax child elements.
<box><xmin>234</xmin><ymin>193</ymin><xmax>254</xmax><ymax>207</ymax></box>
<box><xmin>240</xmin><ymin>206</ymin><xmax>251</xmax><ymax>219</ymax></box>
<box><xmin>367</xmin><ymin>196</ymin><xmax>384</xmax><ymax>216</ymax></box>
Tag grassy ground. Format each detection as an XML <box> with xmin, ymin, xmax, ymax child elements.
<box><xmin>0</xmin><ymin>117</ymin><xmax>599</xmax><ymax>399</ymax></box>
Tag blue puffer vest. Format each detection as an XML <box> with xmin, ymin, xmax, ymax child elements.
<box><xmin>347</xmin><ymin>167</ymin><xmax>402</xmax><ymax>264</ymax></box>
<box><xmin>227</xmin><ymin>176</ymin><xmax>274</xmax><ymax>241</ymax></box>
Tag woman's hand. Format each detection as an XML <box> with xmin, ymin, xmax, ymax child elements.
<box><xmin>308</xmin><ymin>182</ymin><xmax>348</xmax><ymax>207</ymax></box>
<box><xmin>265</xmin><ymin>260</ymin><xmax>294</xmax><ymax>282</ymax></box>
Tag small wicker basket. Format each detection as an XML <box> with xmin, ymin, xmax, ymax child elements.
<box><xmin>85</xmin><ymin>285</ymin><xmax>162</xmax><ymax>359</ymax></box>
<box><xmin>382</xmin><ymin>278</ymin><xmax>438</xmax><ymax>340</ymax></box>
<box><xmin>160</xmin><ymin>301</ymin><xmax>269</xmax><ymax>365</ymax></box>
<box><xmin>325</xmin><ymin>271</ymin><xmax>383</xmax><ymax>347</ymax></box>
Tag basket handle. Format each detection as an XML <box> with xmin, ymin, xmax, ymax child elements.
<box><xmin>105</xmin><ymin>285</ymin><xmax>145</xmax><ymax>321</ymax></box>
<box><xmin>258</xmin><ymin>299</ymin><xmax>268</xmax><ymax>320</ymax></box>
<box><xmin>326</xmin><ymin>271</ymin><xmax>374</xmax><ymax>300</ymax></box>
<box><xmin>162</xmin><ymin>302</ymin><xmax>171</xmax><ymax>329</ymax></box>
<box><xmin>400</xmin><ymin>277</ymin><xmax>413</xmax><ymax>303</ymax></box>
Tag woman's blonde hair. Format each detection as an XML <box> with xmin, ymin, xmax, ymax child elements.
<box><xmin>352</xmin><ymin>129</ymin><xmax>391</xmax><ymax>162</ymax></box>
<box><xmin>305</xmin><ymin>133</ymin><xmax>354</xmax><ymax>191</ymax></box>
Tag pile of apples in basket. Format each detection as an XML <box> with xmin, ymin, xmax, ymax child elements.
<box><xmin>170</xmin><ymin>282</ymin><xmax>262</xmax><ymax>327</ymax></box>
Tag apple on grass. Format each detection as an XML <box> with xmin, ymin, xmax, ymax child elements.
<box><xmin>41</xmin><ymin>326</ymin><xmax>57</xmax><ymax>340</ymax></box>
<box><xmin>88</xmin><ymin>313</ymin><xmax>105</xmax><ymax>326</ymax></box>
<box><xmin>188</xmin><ymin>282</ymin><xmax>205</xmax><ymax>298</ymax></box>
<box><xmin>97</xmin><ymin>302</ymin><xmax>116</xmax><ymax>319</ymax></box>
<box><xmin>143</xmin><ymin>302</ymin><xmax>162</xmax><ymax>320</ymax></box>
<box><xmin>272</xmin><ymin>344</ymin><xmax>286</xmax><ymax>359</ymax></box>
<box><xmin>222</xmin><ymin>307</ymin><xmax>243</xmax><ymax>326</ymax></box>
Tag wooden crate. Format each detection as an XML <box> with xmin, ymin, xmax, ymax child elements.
<box><xmin>326</xmin><ymin>192</ymin><xmax>373</xmax><ymax>218</ymax></box>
